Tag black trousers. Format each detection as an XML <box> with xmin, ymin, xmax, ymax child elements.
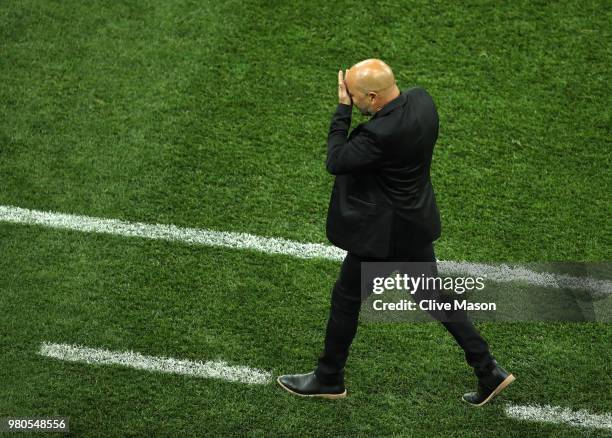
<box><xmin>314</xmin><ymin>241</ymin><xmax>495</xmax><ymax>385</ymax></box>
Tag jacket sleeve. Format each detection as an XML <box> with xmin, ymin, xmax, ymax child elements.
<box><xmin>326</xmin><ymin>104</ymin><xmax>384</xmax><ymax>175</ymax></box>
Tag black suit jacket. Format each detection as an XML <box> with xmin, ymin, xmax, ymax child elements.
<box><xmin>325</xmin><ymin>87</ymin><xmax>441</xmax><ymax>258</ymax></box>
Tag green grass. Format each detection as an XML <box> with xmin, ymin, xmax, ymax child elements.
<box><xmin>0</xmin><ymin>0</ymin><xmax>610</xmax><ymax>436</ymax></box>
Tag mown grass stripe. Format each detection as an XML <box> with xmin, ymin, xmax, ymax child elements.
<box><xmin>39</xmin><ymin>342</ymin><xmax>271</xmax><ymax>385</ymax></box>
<box><xmin>1</xmin><ymin>204</ymin><xmax>609</xmax><ymax>295</ymax></box>
<box><xmin>505</xmin><ymin>403</ymin><xmax>612</xmax><ymax>431</ymax></box>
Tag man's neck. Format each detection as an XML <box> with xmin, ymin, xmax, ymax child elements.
<box><xmin>374</xmin><ymin>86</ymin><xmax>401</xmax><ymax>113</ymax></box>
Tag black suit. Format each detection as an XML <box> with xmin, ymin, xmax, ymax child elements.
<box><xmin>326</xmin><ymin>88</ymin><xmax>441</xmax><ymax>259</ymax></box>
<box><xmin>315</xmin><ymin>88</ymin><xmax>494</xmax><ymax>385</ymax></box>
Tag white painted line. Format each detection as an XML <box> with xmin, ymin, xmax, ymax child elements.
<box><xmin>438</xmin><ymin>261</ymin><xmax>611</xmax><ymax>296</ymax></box>
<box><xmin>1</xmin><ymin>204</ymin><xmax>609</xmax><ymax>295</ymax></box>
<box><xmin>0</xmin><ymin>204</ymin><xmax>345</xmax><ymax>261</ymax></box>
<box><xmin>39</xmin><ymin>342</ymin><xmax>271</xmax><ymax>385</ymax></box>
<box><xmin>505</xmin><ymin>403</ymin><xmax>612</xmax><ymax>431</ymax></box>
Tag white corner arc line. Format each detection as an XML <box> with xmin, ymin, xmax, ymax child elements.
<box><xmin>1</xmin><ymin>204</ymin><xmax>610</xmax><ymax>295</ymax></box>
<box><xmin>39</xmin><ymin>342</ymin><xmax>271</xmax><ymax>385</ymax></box>
<box><xmin>505</xmin><ymin>403</ymin><xmax>612</xmax><ymax>431</ymax></box>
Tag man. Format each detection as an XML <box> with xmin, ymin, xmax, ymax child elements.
<box><xmin>278</xmin><ymin>59</ymin><xmax>514</xmax><ymax>406</ymax></box>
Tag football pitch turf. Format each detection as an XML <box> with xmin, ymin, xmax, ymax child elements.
<box><xmin>1</xmin><ymin>1</ymin><xmax>610</xmax><ymax>436</ymax></box>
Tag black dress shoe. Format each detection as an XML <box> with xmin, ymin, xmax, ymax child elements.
<box><xmin>277</xmin><ymin>372</ymin><xmax>347</xmax><ymax>399</ymax></box>
<box><xmin>463</xmin><ymin>361</ymin><xmax>515</xmax><ymax>406</ymax></box>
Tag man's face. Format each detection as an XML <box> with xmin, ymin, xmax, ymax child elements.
<box><xmin>345</xmin><ymin>73</ymin><xmax>374</xmax><ymax>116</ymax></box>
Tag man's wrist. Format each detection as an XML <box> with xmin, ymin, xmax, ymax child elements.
<box><xmin>336</xmin><ymin>103</ymin><xmax>352</xmax><ymax>113</ymax></box>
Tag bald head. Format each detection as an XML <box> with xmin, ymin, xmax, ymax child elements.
<box><xmin>344</xmin><ymin>59</ymin><xmax>400</xmax><ymax>116</ymax></box>
<box><xmin>346</xmin><ymin>59</ymin><xmax>396</xmax><ymax>93</ymax></box>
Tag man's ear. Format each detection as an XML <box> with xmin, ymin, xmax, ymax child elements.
<box><xmin>368</xmin><ymin>91</ymin><xmax>377</xmax><ymax>102</ymax></box>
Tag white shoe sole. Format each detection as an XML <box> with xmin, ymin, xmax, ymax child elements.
<box><xmin>277</xmin><ymin>376</ymin><xmax>347</xmax><ymax>399</ymax></box>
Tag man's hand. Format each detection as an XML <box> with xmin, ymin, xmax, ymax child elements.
<box><xmin>338</xmin><ymin>69</ymin><xmax>352</xmax><ymax>106</ymax></box>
